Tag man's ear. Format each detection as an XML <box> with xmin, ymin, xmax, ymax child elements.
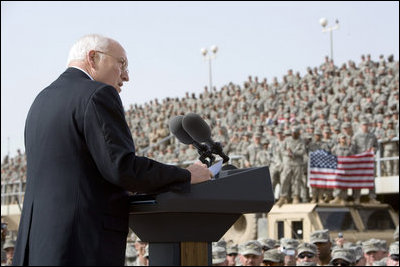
<box><xmin>87</xmin><ymin>50</ymin><xmax>97</xmax><ymax>69</ymax></box>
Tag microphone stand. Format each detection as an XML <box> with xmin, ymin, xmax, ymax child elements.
<box><xmin>193</xmin><ymin>142</ymin><xmax>215</xmax><ymax>167</ymax></box>
<box><xmin>209</xmin><ymin>142</ymin><xmax>230</xmax><ymax>163</ymax></box>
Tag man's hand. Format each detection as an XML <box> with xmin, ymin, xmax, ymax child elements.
<box><xmin>186</xmin><ymin>161</ymin><xmax>212</xmax><ymax>184</ymax></box>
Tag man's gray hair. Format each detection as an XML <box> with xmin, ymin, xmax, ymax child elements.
<box><xmin>66</xmin><ymin>34</ymin><xmax>111</xmax><ymax>66</ymax></box>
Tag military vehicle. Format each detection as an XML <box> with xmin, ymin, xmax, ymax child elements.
<box><xmin>223</xmin><ymin>202</ymin><xmax>398</xmax><ymax>244</ymax></box>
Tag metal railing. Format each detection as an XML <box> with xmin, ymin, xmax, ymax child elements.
<box><xmin>375</xmin><ymin>136</ymin><xmax>399</xmax><ymax>178</ymax></box>
<box><xmin>1</xmin><ymin>138</ymin><xmax>398</xmax><ymax>206</ymax></box>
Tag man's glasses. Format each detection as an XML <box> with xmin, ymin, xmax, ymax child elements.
<box><xmin>298</xmin><ymin>253</ymin><xmax>315</xmax><ymax>259</ymax></box>
<box><xmin>331</xmin><ymin>259</ymin><xmax>351</xmax><ymax>266</ymax></box>
<box><xmin>391</xmin><ymin>254</ymin><xmax>399</xmax><ymax>261</ymax></box>
<box><xmin>95</xmin><ymin>51</ymin><xmax>128</xmax><ymax>74</ymax></box>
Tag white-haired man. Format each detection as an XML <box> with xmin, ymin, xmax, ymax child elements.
<box><xmin>13</xmin><ymin>34</ymin><xmax>211</xmax><ymax>266</ymax></box>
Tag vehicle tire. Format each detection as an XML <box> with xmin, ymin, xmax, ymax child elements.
<box><xmin>223</xmin><ymin>213</ymin><xmax>258</xmax><ymax>245</ymax></box>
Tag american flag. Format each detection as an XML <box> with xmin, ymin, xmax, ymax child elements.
<box><xmin>309</xmin><ymin>150</ymin><xmax>375</xmax><ymax>189</ymax></box>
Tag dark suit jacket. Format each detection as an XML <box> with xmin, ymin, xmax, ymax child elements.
<box><xmin>13</xmin><ymin>68</ymin><xmax>191</xmax><ymax>266</ymax></box>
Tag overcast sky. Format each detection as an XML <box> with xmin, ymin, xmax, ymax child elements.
<box><xmin>1</xmin><ymin>1</ymin><xmax>399</xmax><ymax>159</ymax></box>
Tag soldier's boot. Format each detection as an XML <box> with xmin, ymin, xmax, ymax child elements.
<box><xmin>310</xmin><ymin>196</ymin><xmax>317</xmax><ymax>204</ymax></box>
<box><xmin>368</xmin><ymin>197</ymin><xmax>380</xmax><ymax>204</ymax></box>
<box><xmin>324</xmin><ymin>194</ymin><xmax>333</xmax><ymax>203</ymax></box>
<box><xmin>275</xmin><ymin>197</ymin><xmax>288</xmax><ymax>207</ymax></box>
<box><xmin>292</xmin><ymin>196</ymin><xmax>300</xmax><ymax>204</ymax></box>
<box><xmin>329</xmin><ymin>196</ymin><xmax>342</xmax><ymax>205</ymax></box>
<box><xmin>318</xmin><ymin>195</ymin><xmax>326</xmax><ymax>204</ymax></box>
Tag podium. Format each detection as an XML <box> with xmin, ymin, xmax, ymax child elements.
<box><xmin>129</xmin><ymin>166</ymin><xmax>274</xmax><ymax>266</ymax></box>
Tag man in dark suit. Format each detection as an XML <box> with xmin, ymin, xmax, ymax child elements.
<box><xmin>12</xmin><ymin>34</ymin><xmax>211</xmax><ymax>266</ymax></box>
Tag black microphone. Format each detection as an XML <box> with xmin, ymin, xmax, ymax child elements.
<box><xmin>169</xmin><ymin>115</ymin><xmax>215</xmax><ymax>166</ymax></box>
<box><xmin>182</xmin><ymin>113</ymin><xmax>230</xmax><ymax>163</ymax></box>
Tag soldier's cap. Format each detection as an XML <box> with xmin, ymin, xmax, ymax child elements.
<box><xmin>284</xmin><ymin>129</ymin><xmax>291</xmax><ymax>136</ymax></box>
<box><xmin>297</xmin><ymin>242</ymin><xmax>317</xmax><ymax>256</ymax></box>
<box><xmin>307</xmin><ymin>124</ymin><xmax>315</xmax><ymax>129</ymax></box>
<box><xmin>280</xmin><ymin>238</ymin><xmax>299</xmax><ymax>250</ymax></box>
<box><xmin>362</xmin><ymin>239</ymin><xmax>381</xmax><ymax>253</ymax></box>
<box><xmin>292</xmin><ymin>126</ymin><xmax>301</xmax><ymax>133</ymax></box>
<box><xmin>314</xmin><ymin>129</ymin><xmax>322</xmax><ymax>135</ymax></box>
<box><xmin>388</xmin><ymin>119</ymin><xmax>394</xmax><ymax>124</ymax></box>
<box><xmin>323</xmin><ymin>127</ymin><xmax>331</xmax><ymax>133</ymax></box>
<box><xmin>212</xmin><ymin>245</ymin><xmax>227</xmax><ymax>264</ymax></box>
<box><xmin>254</xmin><ymin>132</ymin><xmax>262</xmax><ymax>138</ymax></box>
<box><xmin>310</xmin><ymin>229</ymin><xmax>330</xmax><ymax>244</ymax></box>
<box><xmin>276</xmin><ymin>127</ymin><xmax>284</xmax><ymax>133</ymax></box>
<box><xmin>361</xmin><ymin>118</ymin><xmax>370</xmax><ymax>125</ymax></box>
<box><xmin>303</xmin><ymin>133</ymin><xmax>313</xmax><ymax>140</ymax></box>
<box><xmin>2</xmin><ymin>239</ymin><xmax>15</xmax><ymax>250</ymax></box>
<box><xmin>389</xmin><ymin>241</ymin><xmax>399</xmax><ymax>255</ymax></box>
<box><xmin>342</xmin><ymin>122</ymin><xmax>351</xmax><ymax>128</ymax></box>
<box><xmin>226</xmin><ymin>244</ymin><xmax>238</xmax><ymax>255</ymax></box>
<box><xmin>213</xmin><ymin>240</ymin><xmax>227</xmax><ymax>249</ymax></box>
<box><xmin>330</xmin><ymin>248</ymin><xmax>356</xmax><ymax>264</ymax></box>
<box><xmin>262</xmin><ymin>139</ymin><xmax>270</xmax><ymax>145</ymax></box>
<box><xmin>257</xmin><ymin>238</ymin><xmax>276</xmax><ymax>250</ymax></box>
<box><xmin>350</xmin><ymin>246</ymin><xmax>364</xmax><ymax>261</ymax></box>
<box><xmin>239</xmin><ymin>240</ymin><xmax>263</xmax><ymax>256</ymax></box>
<box><xmin>338</xmin><ymin>133</ymin><xmax>347</xmax><ymax>139</ymax></box>
<box><xmin>378</xmin><ymin>240</ymin><xmax>387</xmax><ymax>252</ymax></box>
<box><xmin>263</xmin><ymin>248</ymin><xmax>285</xmax><ymax>263</ymax></box>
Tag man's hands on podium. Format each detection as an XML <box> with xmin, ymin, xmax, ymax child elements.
<box><xmin>186</xmin><ymin>161</ymin><xmax>213</xmax><ymax>184</ymax></box>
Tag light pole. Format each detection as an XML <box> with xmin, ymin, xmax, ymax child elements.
<box><xmin>319</xmin><ymin>18</ymin><xmax>339</xmax><ymax>61</ymax></box>
<box><xmin>200</xmin><ymin>45</ymin><xmax>218</xmax><ymax>91</ymax></box>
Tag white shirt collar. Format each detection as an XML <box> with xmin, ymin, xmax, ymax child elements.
<box><xmin>70</xmin><ymin>66</ymin><xmax>94</xmax><ymax>80</ymax></box>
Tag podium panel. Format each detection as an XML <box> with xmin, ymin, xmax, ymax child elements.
<box><xmin>129</xmin><ymin>166</ymin><xmax>274</xmax><ymax>265</ymax></box>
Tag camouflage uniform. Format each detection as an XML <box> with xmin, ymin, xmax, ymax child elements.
<box><xmin>276</xmin><ymin>127</ymin><xmax>306</xmax><ymax>206</ymax></box>
<box><xmin>269</xmin><ymin>128</ymin><xmax>285</xmax><ymax>198</ymax></box>
<box><xmin>351</xmin><ymin>119</ymin><xmax>379</xmax><ymax>204</ymax></box>
<box><xmin>381</xmin><ymin>121</ymin><xmax>399</xmax><ymax>176</ymax></box>
<box><xmin>330</xmin><ymin>134</ymin><xmax>355</xmax><ymax>204</ymax></box>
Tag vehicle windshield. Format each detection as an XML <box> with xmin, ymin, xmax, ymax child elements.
<box><xmin>316</xmin><ymin>207</ymin><xmax>357</xmax><ymax>231</ymax></box>
<box><xmin>358</xmin><ymin>208</ymin><xmax>395</xmax><ymax>230</ymax></box>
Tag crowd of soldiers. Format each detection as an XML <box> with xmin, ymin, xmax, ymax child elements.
<box><xmin>2</xmin><ymin>53</ymin><xmax>399</xmax><ymax>206</ymax></box>
<box><xmin>122</xmin><ymin>227</ymin><xmax>399</xmax><ymax>266</ymax></box>
<box><xmin>1</xmin><ymin>54</ymin><xmax>399</xmax><ymax>265</ymax></box>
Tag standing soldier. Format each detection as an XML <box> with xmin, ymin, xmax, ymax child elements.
<box><xmin>276</xmin><ymin>127</ymin><xmax>306</xmax><ymax>206</ymax></box>
<box><xmin>321</xmin><ymin>126</ymin><xmax>335</xmax><ymax>203</ymax></box>
<box><xmin>330</xmin><ymin>134</ymin><xmax>355</xmax><ymax>204</ymax></box>
<box><xmin>351</xmin><ymin>119</ymin><xmax>379</xmax><ymax>204</ymax></box>
<box><xmin>238</xmin><ymin>133</ymin><xmax>252</xmax><ymax>168</ymax></box>
<box><xmin>308</xmin><ymin>129</ymin><xmax>326</xmax><ymax>204</ymax></box>
<box><xmin>381</xmin><ymin>120</ymin><xmax>398</xmax><ymax>176</ymax></box>
<box><xmin>269</xmin><ymin>127</ymin><xmax>285</xmax><ymax>199</ymax></box>
<box><xmin>245</xmin><ymin>132</ymin><xmax>263</xmax><ymax>167</ymax></box>
<box><xmin>256</xmin><ymin>139</ymin><xmax>271</xmax><ymax>167</ymax></box>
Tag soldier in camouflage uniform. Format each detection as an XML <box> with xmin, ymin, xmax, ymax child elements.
<box><xmin>329</xmin><ymin>134</ymin><xmax>355</xmax><ymax>204</ymax></box>
<box><xmin>269</xmin><ymin>127</ymin><xmax>285</xmax><ymax>200</ymax></box>
<box><xmin>351</xmin><ymin>119</ymin><xmax>379</xmax><ymax>204</ymax></box>
<box><xmin>238</xmin><ymin>133</ymin><xmax>252</xmax><ymax>168</ymax></box>
<box><xmin>381</xmin><ymin>120</ymin><xmax>399</xmax><ymax>176</ymax></box>
<box><xmin>275</xmin><ymin>127</ymin><xmax>306</xmax><ymax>206</ymax></box>
<box><xmin>256</xmin><ymin>139</ymin><xmax>271</xmax><ymax>167</ymax></box>
<box><xmin>245</xmin><ymin>132</ymin><xmax>263</xmax><ymax>167</ymax></box>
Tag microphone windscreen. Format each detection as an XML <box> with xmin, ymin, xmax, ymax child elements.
<box><xmin>182</xmin><ymin>113</ymin><xmax>211</xmax><ymax>143</ymax></box>
<box><xmin>169</xmin><ymin>115</ymin><xmax>194</xmax><ymax>145</ymax></box>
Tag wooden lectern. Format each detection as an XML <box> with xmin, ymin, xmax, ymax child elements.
<box><xmin>129</xmin><ymin>166</ymin><xmax>274</xmax><ymax>266</ymax></box>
